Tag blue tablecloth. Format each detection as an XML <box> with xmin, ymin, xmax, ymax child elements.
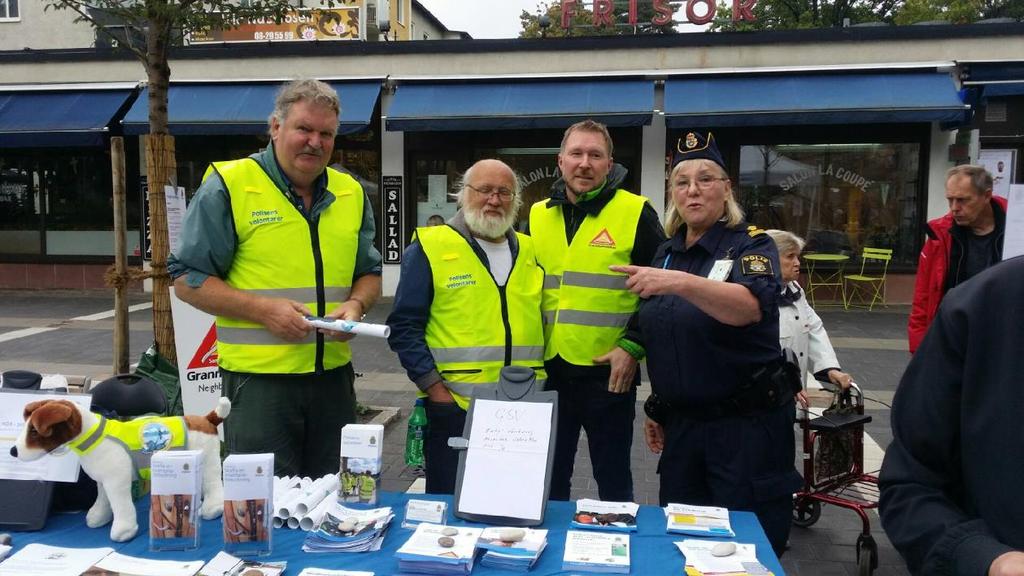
<box><xmin>11</xmin><ymin>492</ymin><xmax>785</xmax><ymax>575</ymax></box>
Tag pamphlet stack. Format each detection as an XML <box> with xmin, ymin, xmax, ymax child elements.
<box><xmin>477</xmin><ymin>527</ymin><xmax>548</xmax><ymax>572</ymax></box>
<box><xmin>301</xmin><ymin>503</ymin><xmax>394</xmax><ymax>553</ymax></box>
<box><xmin>561</xmin><ymin>530</ymin><xmax>631</xmax><ymax>574</ymax></box>
<box><xmin>395</xmin><ymin>522</ymin><xmax>483</xmax><ymax>575</ymax></box>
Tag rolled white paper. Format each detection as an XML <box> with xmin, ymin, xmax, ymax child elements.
<box><xmin>276</xmin><ymin>485</ymin><xmax>309</xmax><ymax>519</ymax></box>
<box><xmin>304</xmin><ymin>316</ymin><xmax>391</xmax><ymax>338</ymax></box>
<box><xmin>273</xmin><ymin>517</ymin><xmax>285</xmax><ymax>529</ymax></box>
<box><xmin>295</xmin><ymin>474</ymin><xmax>339</xmax><ymax>516</ymax></box>
<box><xmin>287</xmin><ymin>516</ymin><xmax>301</xmax><ymax>529</ymax></box>
<box><xmin>299</xmin><ymin>494</ymin><xmax>336</xmax><ymax>531</ymax></box>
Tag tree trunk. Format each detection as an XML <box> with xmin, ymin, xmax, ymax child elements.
<box><xmin>145</xmin><ymin>5</ymin><xmax>177</xmax><ymax>364</ymax></box>
<box><xmin>145</xmin><ymin>134</ymin><xmax>177</xmax><ymax>365</ymax></box>
<box><xmin>111</xmin><ymin>137</ymin><xmax>130</xmax><ymax>374</ymax></box>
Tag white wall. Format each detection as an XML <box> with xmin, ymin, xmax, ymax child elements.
<box><xmin>0</xmin><ymin>2</ymin><xmax>94</xmax><ymax>50</ymax></box>
<box><xmin>640</xmin><ymin>83</ymin><xmax>667</xmax><ymax>222</ymax></box>
<box><xmin>926</xmin><ymin>124</ymin><xmax>957</xmax><ymax>220</ymax></box>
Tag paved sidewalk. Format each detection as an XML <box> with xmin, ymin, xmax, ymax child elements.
<box><xmin>0</xmin><ymin>290</ymin><xmax>912</xmax><ymax>575</ymax></box>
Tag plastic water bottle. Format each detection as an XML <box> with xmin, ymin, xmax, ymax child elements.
<box><xmin>405</xmin><ymin>398</ymin><xmax>427</xmax><ymax>468</ymax></box>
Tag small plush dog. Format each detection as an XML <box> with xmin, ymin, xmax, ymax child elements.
<box><xmin>11</xmin><ymin>397</ymin><xmax>231</xmax><ymax>542</ymax></box>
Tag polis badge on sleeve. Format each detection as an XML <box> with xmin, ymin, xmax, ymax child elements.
<box><xmin>740</xmin><ymin>254</ymin><xmax>773</xmax><ymax>276</ymax></box>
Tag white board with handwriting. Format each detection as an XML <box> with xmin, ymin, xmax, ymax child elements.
<box><xmin>457</xmin><ymin>399</ymin><xmax>552</xmax><ymax>521</ymax></box>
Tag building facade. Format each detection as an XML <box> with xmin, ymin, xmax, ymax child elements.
<box><xmin>0</xmin><ymin>23</ymin><xmax>1021</xmax><ymax>297</ymax></box>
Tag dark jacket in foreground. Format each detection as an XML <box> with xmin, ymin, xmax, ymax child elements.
<box><xmin>881</xmin><ymin>255</ymin><xmax>1024</xmax><ymax>576</ymax></box>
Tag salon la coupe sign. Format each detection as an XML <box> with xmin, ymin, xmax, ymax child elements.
<box><xmin>560</xmin><ymin>0</ymin><xmax>757</xmax><ymax>28</ymax></box>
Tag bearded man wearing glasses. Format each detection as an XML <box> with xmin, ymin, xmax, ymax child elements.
<box><xmin>387</xmin><ymin>159</ymin><xmax>547</xmax><ymax>494</ymax></box>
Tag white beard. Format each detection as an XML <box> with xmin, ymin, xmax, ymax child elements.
<box><xmin>464</xmin><ymin>206</ymin><xmax>514</xmax><ymax>240</ymax></box>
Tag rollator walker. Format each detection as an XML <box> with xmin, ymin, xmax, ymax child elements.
<box><xmin>792</xmin><ymin>381</ymin><xmax>880</xmax><ymax>576</ymax></box>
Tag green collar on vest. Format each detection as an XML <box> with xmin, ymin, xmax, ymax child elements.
<box><xmin>575</xmin><ymin>179</ymin><xmax>607</xmax><ymax>203</ymax></box>
<box><xmin>68</xmin><ymin>415</ymin><xmax>107</xmax><ymax>455</ymax></box>
<box><xmin>254</xmin><ymin>144</ymin><xmax>335</xmax><ymax>217</ymax></box>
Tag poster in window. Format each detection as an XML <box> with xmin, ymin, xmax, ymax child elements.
<box><xmin>978</xmin><ymin>149</ymin><xmax>1016</xmax><ymax>199</ymax></box>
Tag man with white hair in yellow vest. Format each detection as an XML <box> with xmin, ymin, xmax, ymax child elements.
<box><xmin>527</xmin><ymin>120</ymin><xmax>665</xmax><ymax>502</ymax></box>
<box><xmin>387</xmin><ymin>159</ymin><xmax>546</xmax><ymax>494</ymax></box>
<box><xmin>170</xmin><ymin>79</ymin><xmax>382</xmax><ymax>478</ymax></box>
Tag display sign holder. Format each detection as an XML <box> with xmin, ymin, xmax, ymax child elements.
<box><xmin>449</xmin><ymin>366</ymin><xmax>557</xmax><ymax>527</ymax></box>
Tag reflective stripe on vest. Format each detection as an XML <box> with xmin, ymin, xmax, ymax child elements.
<box><xmin>210</xmin><ymin>159</ymin><xmax>363</xmax><ymax>374</ymax></box>
<box><xmin>529</xmin><ymin>190</ymin><xmax>647</xmax><ymax>365</ymax></box>
<box><xmin>417</xmin><ymin>225</ymin><xmax>547</xmax><ymax>410</ymax></box>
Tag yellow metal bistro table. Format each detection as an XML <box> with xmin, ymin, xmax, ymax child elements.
<box><xmin>803</xmin><ymin>253</ymin><xmax>850</xmax><ymax>307</ymax></box>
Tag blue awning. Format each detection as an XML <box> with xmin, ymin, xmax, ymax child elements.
<box><xmin>0</xmin><ymin>89</ymin><xmax>136</xmax><ymax>147</ymax></box>
<box><xmin>982</xmin><ymin>83</ymin><xmax>1024</xmax><ymax>98</ymax></box>
<box><xmin>122</xmin><ymin>82</ymin><xmax>381</xmax><ymax>135</ymax></box>
<box><xmin>664</xmin><ymin>73</ymin><xmax>969</xmax><ymax>128</ymax></box>
<box><xmin>385</xmin><ymin>80</ymin><xmax>654</xmax><ymax>131</ymax></box>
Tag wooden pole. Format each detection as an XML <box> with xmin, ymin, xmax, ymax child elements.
<box><xmin>111</xmin><ymin>137</ymin><xmax>130</xmax><ymax>374</ymax></box>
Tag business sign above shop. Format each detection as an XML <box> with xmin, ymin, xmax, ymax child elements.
<box><xmin>189</xmin><ymin>8</ymin><xmax>360</xmax><ymax>44</ymax></box>
<box><xmin>560</xmin><ymin>0</ymin><xmax>757</xmax><ymax>28</ymax></box>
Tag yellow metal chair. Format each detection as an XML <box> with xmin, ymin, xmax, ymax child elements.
<box><xmin>843</xmin><ymin>247</ymin><xmax>893</xmax><ymax>310</ymax></box>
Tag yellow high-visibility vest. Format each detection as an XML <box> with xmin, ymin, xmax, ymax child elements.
<box><xmin>209</xmin><ymin>159</ymin><xmax>363</xmax><ymax>373</ymax></box>
<box><xmin>68</xmin><ymin>415</ymin><xmax>187</xmax><ymax>484</ymax></box>
<box><xmin>529</xmin><ymin>189</ymin><xmax>647</xmax><ymax>364</ymax></box>
<box><xmin>418</xmin><ymin>225</ymin><xmax>546</xmax><ymax>410</ymax></box>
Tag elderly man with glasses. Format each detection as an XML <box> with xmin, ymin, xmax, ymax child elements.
<box><xmin>387</xmin><ymin>159</ymin><xmax>547</xmax><ymax>494</ymax></box>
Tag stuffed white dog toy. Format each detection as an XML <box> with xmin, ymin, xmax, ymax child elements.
<box><xmin>10</xmin><ymin>397</ymin><xmax>230</xmax><ymax>542</ymax></box>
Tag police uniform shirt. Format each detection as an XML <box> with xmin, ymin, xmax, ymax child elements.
<box><xmin>638</xmin><ymin>220</ymin><xmax>781</xmax><ymax>407</ymax></box>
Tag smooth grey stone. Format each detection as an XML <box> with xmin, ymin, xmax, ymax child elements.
<box><xmin>441</xmin><ymin>527</ymin><xmax>459</xmax><ymax>536</ymax></box>
<box><xmin>711</xmin><ymin>541</ymin><xmax>737</xmax><ymax>557</ymax></box>
<box><xmin>499</xmin><ymin>528</ymin><xmax>526</xmax><ymax>543</ymax></box>
<box><xmin>338</xmin><ymin>518</ymin><xmax>359</xmax><ymax>532</ymax></box>
<box><xmin>438</xmin><ymin>536</ymin><xmax>456</xmax><ymax>548</ymax></box>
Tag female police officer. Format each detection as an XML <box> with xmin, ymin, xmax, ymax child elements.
<box><xmin>612</xmin><ymin>132</ymin><xmax>802</xmax><ymax>556</ymax></box>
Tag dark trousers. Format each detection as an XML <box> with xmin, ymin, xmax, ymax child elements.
<box><xmin>221</xmin><ymin>364</ymin><xmax>356</xmax><ymax>478</ymax></box>
<box><xmin>546</xmin><ymin>374</ymin><xmax>636</xmax><ymax>502</ymax></box>
<box><xmin>657</xmin><ymin>399</ymin><xmax>802</xmax><ymax>557</ymax></box>
<box><xmin>423</xmin><ymin>400</ymin><xmax>467</xmax><ymax>495</ymax></box>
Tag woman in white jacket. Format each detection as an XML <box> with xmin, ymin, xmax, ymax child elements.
<box><xmin>766</xmin><ymin>230</ymin><xmax>853</xmax><ymax>408</ymax></box>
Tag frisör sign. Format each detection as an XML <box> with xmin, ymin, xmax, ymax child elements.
<box><xmin>560</xmin><ymin>0</ymin><xmax>757</xmax><ymax>28</ymax></box>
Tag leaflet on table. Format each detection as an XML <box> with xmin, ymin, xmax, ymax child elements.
<box><xmin>83</xmin><ymin>551</ymin><xmax>205</xmax><ymax>576</ymax></box>
<box><xmin>296</xmin><ymin>565</ymin><xmax>376</xmax><ymax>569</ymax></box>
<box><xmin>0</xmin><ymin>543</ymin><xmax>113</xmax><ymax>576</ymax></box>
<box><xmin>572</xmin><ymin>499</ymin><xmax>639</xmax><ymax>532</ymax></box>
<box><xmin>395</xmin><ymin>523</ymin><xmax>483</xmax><ymax>564</ymax></box>
<box><xmin>198</xmin><ymin>551</ymin><xmax>286</xmax><ymax>576</ymax></box>
<box><xmin>561</xmin><ymin>530</ymin><xmax>631</xmax><ymax>574</ymax></box>
<box><xmin>402</xmin><ymin>498</ymin><xmax>447</xmax><ymax>528</ymax></box>
<box><xmin>664</xmin><ymin>503</ymin><xmax>735</xmax><ymax>537</ymax></box>
<box><xmin>477</xmin><ymin>527</ymin><xmax>549</xmax><ymax>557</ymax></box>
<box><xmin>674</xmin><ymin>539</ymin><xmax>765</xmax><ymax>575</ymax></box>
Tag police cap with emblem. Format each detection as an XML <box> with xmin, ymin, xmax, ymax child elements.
<box><xmin>673</xmin><ymin>131</ymin><xmax>726</xmax><ymax>171</ymax></box>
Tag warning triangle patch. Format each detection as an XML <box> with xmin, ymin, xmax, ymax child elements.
<box><xmin>589</xmin><ymin>228</ymin><xmax>616</xmax><ymax>248</ymax></box>
<box><xmin>187</xmin><ymin>324</ymin><xmax>219</xmax><ymax>370</ymax></box>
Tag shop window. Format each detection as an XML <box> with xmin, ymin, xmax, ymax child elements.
<box><xmin>0</xmin><ymin>164</ymin><xmax>41</xmax><ymax>254</ymax></box>
<box><xmin>1</xmin><ymin>151</ymin><xmax>143</xmax><ymax>257</ymax></box>
<box><xmin>413</xmin><ymin>158</ymin><xmax>461</xmax><ymax>228</ymax></box>
<box><xmin>736</xmin><ymin>143</ymin><xmax>920</xmax><ymax>266</ymax></box>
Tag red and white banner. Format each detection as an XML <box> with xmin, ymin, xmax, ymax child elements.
<box><xmin>169</xmin><ymin>288</ymin><xmax>222</xmax><ymax>418</ymax></box>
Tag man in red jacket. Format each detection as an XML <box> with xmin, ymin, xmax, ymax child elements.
<box><xmin>908</xmin><ymin>164</ymin><xmax>1007</xmax><ymax>353</ymax></box>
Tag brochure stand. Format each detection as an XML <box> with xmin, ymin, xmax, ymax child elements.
<box><xmin>0</xmin><ymin>372</ymin><xmax>55</xmax><ymax>531</ymax></box>
<box><xmin>449</xmin><ymin>366</ymin><xmax>558</xmax><ymax>527</ymax></box>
